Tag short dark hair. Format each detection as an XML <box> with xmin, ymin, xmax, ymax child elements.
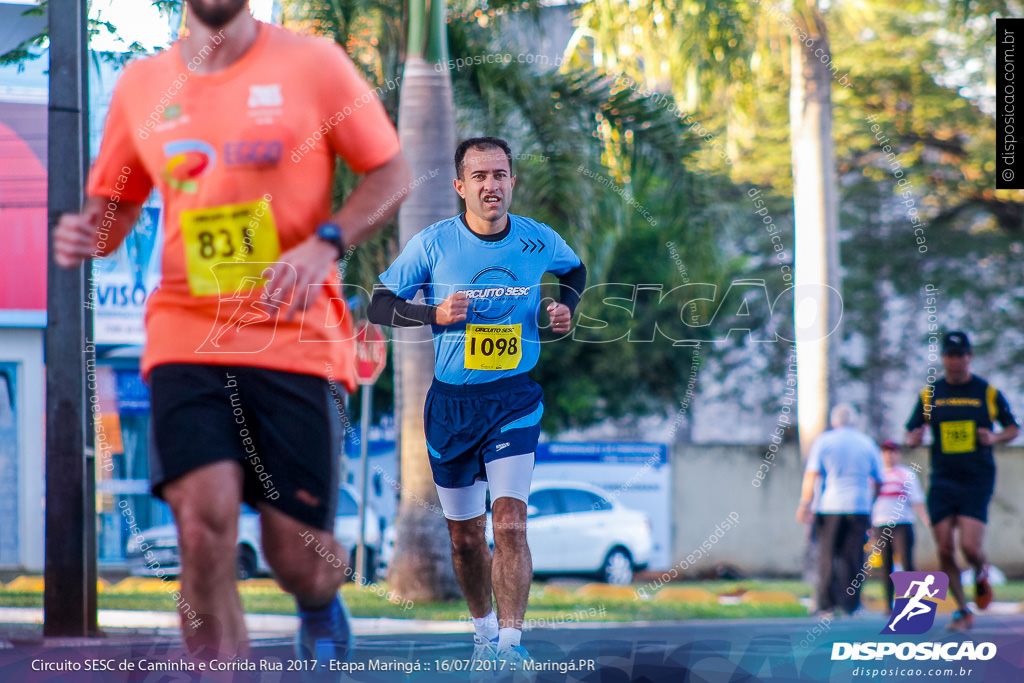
<box><xmin>455</xmin><ymin>137</ymin><xmax>513</xmax><ymax>179</ymax></box>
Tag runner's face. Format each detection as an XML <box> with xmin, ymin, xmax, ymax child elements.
<box><xmin>455</xmin><ymin>147</ymin><xmax>515</xmax><ymax>223</ymax></box>
<box><xmin>882</xmin><ymin>448</ymin><xmax>898</xmax><ymax>468</ymax></box>
<box><xmin>942</xmin><ymin>350</ymin><xmax>970</xmax><ymax>380</ymax></box>
<box><xmin>187</xmin><ymin>0</ymin><xmax>249</xmax><ymax>29</ymax></box>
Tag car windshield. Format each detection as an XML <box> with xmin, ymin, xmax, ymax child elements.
<box><xmin>337</xmin><ymin>490</ymin><xmax>358</xmax><ymax>516</ymax></box>
<box><xmin>559</xmin><ymin>489</ymin><xmax>609</xmax><ymax>513</ymax></box>
<box><xmin>528</xmin><ymin>489</ymin><xmax>560</xmax><ymax>516</ymax></box>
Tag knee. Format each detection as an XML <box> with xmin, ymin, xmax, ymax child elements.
<box><xmin>492</xmin><ymin>517</ymin><xmax>527</xmax><ymax>551</ymax></box>
<box><xmin>961</xmin><ymin>543</ymin><xmax>984</xmax><ymax>566</ymax></box>
<box><xmin>936</xmin><ymin>544</ymin><xmax>956</xmax><ymax>563</ymax></box>
<box><xmin>175</xmin><ymin>509</ymin><xmax>237</xmax><ymax>573</ymax></box>
<box><xmin>273</xmin><ymin>537</ymin><xmax>344</xmax><ymax>595</ymax></box>
<box><xmin>449</xmin><ymin>520</ymin><xmax>487</xmax><ymax>558</ymax></box>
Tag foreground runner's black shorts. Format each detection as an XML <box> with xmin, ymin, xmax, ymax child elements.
<box><xmin>149</xmin><ymin>363</ymin><xmax>342</xmax><ymax>531</ymax></box>
<box><xmin>927</xmin><ymin>475</ymin><xmax>995</xmax><ymax>525</ymax></box>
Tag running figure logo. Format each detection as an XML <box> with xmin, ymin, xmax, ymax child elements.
<box><xmin>196</xmin><ymin>265</ymin><xmax>294</xmax><ymax>354</ymax></box>
<box><xmin>883</xmin><ymin>571</ymin><xmax>949</xmax><ymax>635</ymax></box>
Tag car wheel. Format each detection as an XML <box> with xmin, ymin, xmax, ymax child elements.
<box><xmin>602</xmin><ymin>548</ymin><xmax>633</xmax><ymax>585</ymax></box>
<box><xmin>237</xmin><ymin>545</ymin><xmax>258</xmax><ymax>581</ymax></box>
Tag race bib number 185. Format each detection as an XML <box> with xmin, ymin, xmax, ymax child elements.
<box><xmin>465</xmin><ymin>324</ymin><xmax>522</xmax><ymax>371</ymax></box>
<box><xmin>940</xmin><ymin>420</ymin><xmax>976</xmax><ymax>454</ymax></box>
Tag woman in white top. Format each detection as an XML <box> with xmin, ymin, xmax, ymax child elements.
<box><xmin>872</xmin><ymin>440</ymin><xmax>931</xmax><ymax>608</ymax></box>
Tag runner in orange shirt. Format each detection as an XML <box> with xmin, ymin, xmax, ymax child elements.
<box><xmin>55</xmin><ymin>0</ymin><xmax>411</xmax><ymax>671</ymax></box>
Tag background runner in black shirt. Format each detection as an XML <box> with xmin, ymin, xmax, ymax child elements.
<box><xmin>906</xmin><ymin>331</ymin><xmax>1019</xmax><ymax>630</ymax></box>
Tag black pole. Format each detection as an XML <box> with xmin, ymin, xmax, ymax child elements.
<box><xmin>44</xmin><ymin>0</ymin><xmax>96</xmax><ymax>637</ymax></box>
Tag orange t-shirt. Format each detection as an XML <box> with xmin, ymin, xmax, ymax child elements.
<box><xmin>87</xmin><ymin>23</ymin><xmax>401</xmax><ymax>391</ymax></box>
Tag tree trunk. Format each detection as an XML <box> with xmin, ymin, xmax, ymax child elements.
<box><xmin>388</xmin><ymin>57</ymin><xmax>461</xmax><ymax>601</ymax></box>
<box><xmin>790</xmin><ymin>3</ymin><xmax>841</xmax><ymax>457</ymax></box>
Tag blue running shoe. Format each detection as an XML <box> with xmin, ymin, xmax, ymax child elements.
<box><xmin>495</xmin><ymin>644</ymin><xmax>534</xmax><ymax>681</ymax></box>
<box><xmin>295</xmin><ymin>594</ymin><xmax>353</xmax><ymax>677</ymax></box>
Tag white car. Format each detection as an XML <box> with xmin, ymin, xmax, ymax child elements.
<box><xmin>487</xmin><ymin>481</ymin><xmax>652</xmax><ymax>585</ymax></box>
<box><xmin>126</xmin><ymin>485</ymin><xmax>383</xmax><ymax>581</ymax></box>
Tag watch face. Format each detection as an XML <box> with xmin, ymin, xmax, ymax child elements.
<box><xmin>318</xmin><ymin>223</ymin><xmax>341</xmax><ymax>240</ymax></box>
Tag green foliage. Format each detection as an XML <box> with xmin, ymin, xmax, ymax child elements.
<box><xmin>0</xmin><ymin>1</ymin><xmax>185</xmax><ymax>69</ymax></box>
<box><xmin>0</xmin><ymin>3</ymin><xmax>45</xmax><ymax>69</ymax></box>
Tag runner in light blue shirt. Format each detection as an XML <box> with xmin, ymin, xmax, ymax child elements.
<box><xmin>368</xmin><ymin>136</ymin><xmax>587</xmax><ymax>669</ymax></box>
<box><xmin>377</xmin><ymin>212</ymin><xmax>581</xmax><ymax>384</ymax></box>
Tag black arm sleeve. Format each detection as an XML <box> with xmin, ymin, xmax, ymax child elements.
<box><xmin>367</xmin><ymin>286</ymin><xmax>437</xmax><ymax>328</ymax></box>
<box><xmin>556</xmin><ymin>263</ymin><xmax>587</xmax><ymax>314</ymax></box>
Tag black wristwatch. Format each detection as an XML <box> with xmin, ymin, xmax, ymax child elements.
<box><xmin>315</xmin><ymin>222</ymin><xmax>346</xmax><ymax>259</ymax></box>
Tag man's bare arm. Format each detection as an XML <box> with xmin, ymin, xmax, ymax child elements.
<box><xmin>54</xmin><ymin>196</ymin><xmax>144</xmax><ymax>267</ymax></box>
<box><xmin>331</xmin><ymin>152</ymin><xmax>413</xmax><ymax>247</ymax></box>
<box><xmin>263</xmin><ymin>151</ymin><xmax>413</xmax><ymax>317</ymax></box>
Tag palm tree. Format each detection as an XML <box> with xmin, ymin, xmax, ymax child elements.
<box><xmin>387</xmin><ymin>0</ymin><xmax>462</xmax><ymax>601</ymax></box>
<box><xmin>279</xmin><ymin>0</ymin><xmax>462</xmax><ymax>601</ymax></box>
<box><xmin>788</xmin><ymin>1</ymin><xmax>841</xmax><ymax>454</ymax></box>
<box><xmin>386</xmin><ymin>2</ymin><xmax>723</xmax><ymax>594</ymax></box>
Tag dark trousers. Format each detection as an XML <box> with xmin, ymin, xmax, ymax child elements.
<box><xmin>814</xmin><ymin>513</ymin><xmax>871</xmax><ymax>614</ymax></box>
<box><xmin>874</xmin><ymin>523</ymin><xmax>915</xmax><ymax>608</ymax></box>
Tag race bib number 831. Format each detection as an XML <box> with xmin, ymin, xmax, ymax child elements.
<box><xmin>465</xmin><ymin>324</ymin><xmax>522</xmax><ymax>371</ymax></box>
<box><xmin>180</xmin><ymin>198</ymin><xmax>281</xmax><ymax>297</ymax></box>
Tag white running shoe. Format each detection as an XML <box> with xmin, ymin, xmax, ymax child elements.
<box><xmin>469</xmin><ymin>635</ymin><xmax>499</xmax><ymax>681</ymax></box>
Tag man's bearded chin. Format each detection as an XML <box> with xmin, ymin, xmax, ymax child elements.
<box><xmin>187</xmin><ymin>0</ymin><xmax>249</xmax><ymax>29</ymax></box>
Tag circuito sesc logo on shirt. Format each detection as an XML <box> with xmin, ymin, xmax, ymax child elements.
<box><xmin>465</xmin><ymin>266</ymin><xmax>530</xmax><ymax>322</ymax></box>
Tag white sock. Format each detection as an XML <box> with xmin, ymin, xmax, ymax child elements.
<box><xmin>497</xmin><ymin>627</ymin><xmax>521</xmax><ymax>650</ymax></box>
<box><xmin>473</xmin><ymin>612</ymin><xmax>499</xmax><ymax>641</ymax></box>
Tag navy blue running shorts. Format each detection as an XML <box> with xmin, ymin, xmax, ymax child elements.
<box><xmin>927</xmin><ymin>475</ymin><xmax>995</xmax><ymax>525</ymax></box>
<box><xmin>423</xmin><ymin>374</ymin><xmax>543</xmax><ymax>489</ymax></box>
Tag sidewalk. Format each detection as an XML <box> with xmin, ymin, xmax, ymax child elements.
<box><xmin>0</xmin><ymin>606</ymin><xmax>473</xmax><ymax>645</ymax></box>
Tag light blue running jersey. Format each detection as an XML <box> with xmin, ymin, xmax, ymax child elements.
<box><xmin>379</xmin><ymin>214</ymin><xmax>581</xmax><ymax>385</ymax></box>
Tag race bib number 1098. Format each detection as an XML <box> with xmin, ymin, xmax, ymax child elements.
<box><xmin>464</xmin><ymin>324</ymin><xmax>522</xmax><ymax>371</ymax></box>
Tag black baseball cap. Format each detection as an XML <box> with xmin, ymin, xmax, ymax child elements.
<box><xmin>942</xmin><ymin>331</ymin><xmax>971</xmax><ymax>354</ymax></box>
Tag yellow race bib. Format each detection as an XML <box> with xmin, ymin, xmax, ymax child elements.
<box><xmin>940</xmin><ymin>420</ymin><xmax>976</xmax><ymax>454</ymax></box>
<box><xmin>465</xmin><ymin>324</ymin><xmax>522</xmax><ymax>371</ymax></box>
<box><xmin>180</xmin><ymin>198</ymin><xmax>280</xmax><ymax>297</ymax></box>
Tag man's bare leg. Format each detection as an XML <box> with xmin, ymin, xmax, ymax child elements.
<box><xmin>958</xmin><ymin>516</ymin><xmax>987</xmax><ymax>577</ymax></box>
<box><xmin>933</xmin><ymin>516</ymin><xmax>968</xmax><ymax>610</ymax></box>
<box><xmin>259</xmin><ymin>504</ymin><xmax>348</xmax><ymax>607</ymax></box>
<box><xmin>959</xmin><ymin>516</ymin><xmax>989</xmax><ymax>606</ymax></box>
<box><xmin>260</xmin><ymin>503</ymin><xmax>355</xmax><ymax>667</ymax></box>
<box><xmin>447</xmin><ymin>514</ymin><xmax>494</xmax><ymax>619</ymax></box>
<box><xmin>162</xmin><ymin>461</ymin><xmax>246</xmax><ymax>660</ymax></box>
<box><xmin>491</xmin><ymin>497</ymin><xmax>530</xmax><ymax>631</ymax></box>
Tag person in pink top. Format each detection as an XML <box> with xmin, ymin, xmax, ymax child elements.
<box><xmin>872</xmin><ymin>440</ymin><xmax>930</xmax><ymax>608</ymax></box>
